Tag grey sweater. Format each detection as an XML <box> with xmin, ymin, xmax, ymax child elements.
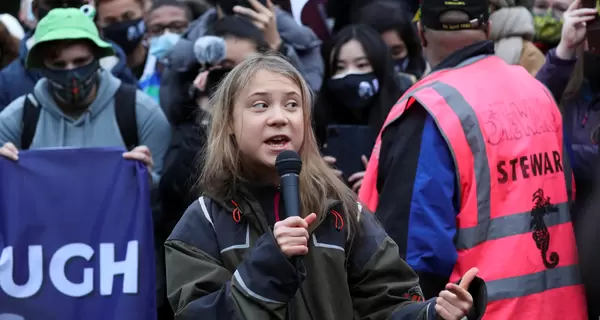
<box><xmin>0</xmin><ymin>69</ymin><xmax>171</xmax><ymax>184</ymax></box>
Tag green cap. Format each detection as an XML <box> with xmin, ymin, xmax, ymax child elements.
<box><xmin>26</xmin><ymin>8</ymin><xmax>114</xmax><ymax>69</ymax></box>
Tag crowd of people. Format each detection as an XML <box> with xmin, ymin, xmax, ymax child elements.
<box><xmin>0</xmin><ymin>0</ymin><xmax>598</xmax><ymax>318</ymax></box>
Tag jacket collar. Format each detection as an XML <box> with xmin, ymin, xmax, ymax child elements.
<box><xmin>205</xmin><ymin>182</ymin><xmax>342</xmax><ymax>233</ymax></box>
<box><xmin>431</xmin><ymin>40</ymin><xmax>495</xmax><ymax>73</ymax></box>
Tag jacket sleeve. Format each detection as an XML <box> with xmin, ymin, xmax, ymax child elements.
<box><xmin>0</xmin><ymin>96</ymin><xmax>25</xmax><ymax>147</ymax></box>
<box><xmin>377</xmin><ymin>104</ymin><xmax>458</xmax><ymax>298</ymax></box>
<box><xmin>165</xmin><ymin>198</ymin><xmax>303</xmax><ymax>319</ymax></box>
<box><xmin>275</xmin><ymin>8</ymin><xmax>324</xmax><ymax>91</ymax></box>
<box><xmin>348</xmin><ymin>206</ymin><xmax>435</xmax><ymax>319</ymax></box>
<box><xmin>535</xmin><ymin>48</ymin><xmax>576</xmax><ymax>104</ymax></box>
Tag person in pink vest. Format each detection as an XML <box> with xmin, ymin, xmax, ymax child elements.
<box><xmin>358</xmin><ymin>0</ymin><xmax>593</xmax><ymax>318</ymax></box>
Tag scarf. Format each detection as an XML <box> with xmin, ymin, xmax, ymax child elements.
<box><xmin>139</xmin><ymin>51</ymin><xmax>160</xmax><ymax>103</ymax></box>
<box><xmin>489</xmin><ymin>7</ymin><xmax>535</xmax><ymax>65</ymax></box>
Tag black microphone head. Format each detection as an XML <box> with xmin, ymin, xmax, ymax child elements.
<box><xmin>275</xmin><ymin>150</ymin><xmax>302</xmax><ymax>176</ymax></box>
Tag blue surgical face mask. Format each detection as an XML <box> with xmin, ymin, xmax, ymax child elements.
<box><xmin>149</xmin><ymin>32</ymin><xmax>182</xmax><ymax>60</ymax></box>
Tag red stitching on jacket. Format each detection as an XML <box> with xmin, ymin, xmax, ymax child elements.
<box><xmin>231</xmin><ymin>200</ymin><xmax>241</xmax><ymax>223</ymax></box>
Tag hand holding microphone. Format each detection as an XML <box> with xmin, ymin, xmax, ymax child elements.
<box><xmin>274</xmin><ymin>150</ymin><xmax>316</xmax><ymax>257</ymax></box>
<box><xmin>274</xmin><ymin>213</ymin><xmax>317</xmax><ymax>257</ymax></box>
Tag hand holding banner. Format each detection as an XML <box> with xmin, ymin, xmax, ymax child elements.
<box><xmin>0</xmin><ymin>148</ymin><xmax>156</xmax><ymax>320</ymax></box>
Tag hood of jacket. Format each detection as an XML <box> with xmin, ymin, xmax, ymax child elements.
<box><xmin>489</xmin><ymin>7</ymin><xmax>536</xmax><ymax>65</ymax></box>
<box><xmin>32</xmin><ymin>68</ymin><xmax>121</xmax><ymax>146</ymax></box>
<box><xmin>18</xmin><ymin>31</ymin><xmax>132</xmax><ymax>83</ymax></box>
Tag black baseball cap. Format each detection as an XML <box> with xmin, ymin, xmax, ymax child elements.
<box><xmin>415</xmin><ymin>0</ymin><xmax>489</xmax><ymax>31</ymax></box>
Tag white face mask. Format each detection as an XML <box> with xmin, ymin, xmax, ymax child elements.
<box><xmin>149</xmin><ymin>32</ymin><xmax>181</xmax><ymax>60</ymax></box>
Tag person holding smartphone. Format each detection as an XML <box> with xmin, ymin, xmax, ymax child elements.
<box><xmin>314</xmin><ymin>24</ymin><xmax>412</xmax><ymax>192</ymax></box>
<box><xmin>535</xmin><ymin>1</ymin><xmax>600</xmax><ymax>317</ymax></box>
<box><xmin>159</xmin><ymin>0</ymin><xmax>323</xmax><ymax>120</ymax></box>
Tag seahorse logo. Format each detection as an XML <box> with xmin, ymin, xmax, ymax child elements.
<box><xmin>531</xmin><ymin>189</ymin><xmax>560</xmax><ymax>269</ymax></box>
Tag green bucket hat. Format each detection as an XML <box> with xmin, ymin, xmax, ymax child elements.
<box><xmin>26</xmin><ymin>7</ymin><xmax>114</xmax><ymax>69</ymax></box>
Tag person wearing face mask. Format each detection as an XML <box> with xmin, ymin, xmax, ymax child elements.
<box><xmin>352</xmin><ymin>1</ymin><xmax>430</xmax><ymax>81</ymax></box>
<box><xmin>532</xmin><ymin>0</ymin><xmax>574</xmax><ymax>52</ymax></box>
<box><xmin>95</xmin><ymin>0</ymin><xmax>149</xmax><ymax>79</ymax></box>
<box><xmin>0</xmin><ymin>8</ymin><xmax>170</xmax><ymax>185</ymax></box>
<box><xmin>0</xmin><ymin>0</ymin><xmax>138</xmax><ymax>111</ymax></box>
<box><xmin>138</xmin><ymin>0</ymin><xmax>192</xmax><ymax>103</ymax></box>
<box><xmin>487</xmin><ymin>0</ymin><xmax>546</xmax><ymax>76</ymax></box>
<box><xmin>534</xmin><ymin>3</ymin><xmax>600</xmax><ymax>316</ymax></box>
<box><xmin>159</xmin><ymin>0</ymin><xmax>323</xmax><ymax>126</ymax></box>
<box><xmin>314</xmin><ymin>24</ymin><xmax>411</xmax><ymax>193</ymax></box>
<box><xmin>159</xmin><ymin>16</ymin><xmax>269</xmax><ymax>246</ymax></box>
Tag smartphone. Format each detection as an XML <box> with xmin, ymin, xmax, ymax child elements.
<box><xmin>324</xmin><ymin>125</ymin><xmax>376</xmax><ymax>181</ymax></box>
<box><xmin>583</xmin><ymin>0</ymin><xmax>600</xmax><ymax>53</ymax></box>
<box><xmin>219</xmin><ymin>0</ymin><xmax>269</xmax><ymax>16</ymax></box>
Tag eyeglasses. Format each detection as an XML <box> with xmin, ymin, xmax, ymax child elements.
<box><xmin>147</xmin><ymin>23</ymin><xmax>188</xmax><ymax>37</ymax></box>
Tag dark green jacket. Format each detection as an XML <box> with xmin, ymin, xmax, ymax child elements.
<box><xmin>165</xmin><ymin>186</ymin><xmax>444</xmax><ymax>319</ymax></box>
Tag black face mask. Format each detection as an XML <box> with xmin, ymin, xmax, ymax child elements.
<box><xmin>394</xmin><ymin>57</ymin><xmax>410</xmax><ymax>73</ymax></box>
<box><xmin>102</xmin><ymin>18</ymin><xmax>145</xmax><ymax>55</ymax></box>
<box><xmin>41</xmin><ymin>60</ymin><xmax>100</xmax><ymax>109</ymax></box>
<box><xmin>328</xmin><ymin>72</ymin><xmax>379</xmax><ymax>110</ymax></box>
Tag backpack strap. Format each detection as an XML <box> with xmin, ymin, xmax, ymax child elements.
<box><xmin>21</xmin><ymin>94</ymin><xmax>41</xmax><ymax>150</ymax></box>
<box><xmin>114</xmin><ymin>83</ymin><xmax>138</xmax><ymax>151</ymax></box>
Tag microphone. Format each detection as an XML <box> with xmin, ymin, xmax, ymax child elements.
<box><xmin>275</xmin><ymin>150</ymin><xmax>302</xmax><ymax>219</ymax></box>
<box><xmin>275</xmin><ymin>150</ymin><xmax>316</xmax><ymax>320</ymax></box>
<box><xmin>193</xmin><ymin>36</ymin><xmax>226</xmax><ymax>67</ymax></box>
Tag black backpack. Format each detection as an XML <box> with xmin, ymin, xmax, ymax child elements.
<box><xmin>21</xmin><ymin>83</ymin><xmax>139</xmax><ymax>151</ymax></box>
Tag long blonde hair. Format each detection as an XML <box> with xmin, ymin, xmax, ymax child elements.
<box><xmin>199</xmin><ymin>54</ymin><xmax>360</xmax><ymax>237</ymax></box>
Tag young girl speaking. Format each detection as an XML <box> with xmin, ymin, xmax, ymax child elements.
<box><xmin>165</xmin><ymin>54</ymin><xmax>485</xmax><ymax>320</ymax></box>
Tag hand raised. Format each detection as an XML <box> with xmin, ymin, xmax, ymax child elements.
<box><xmin>233</xmin><ymin>0</ymin><xmax>282</xmax><ymax>50</ymax></box>
<box><xmin>556</xmin><ymin>0</ymin><xmax>597</xmax><ymax>59</ymax></box>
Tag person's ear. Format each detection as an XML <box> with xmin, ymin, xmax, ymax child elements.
<box><xmin>417</xmin><ymin>21</ymin><xmax>428</xmax><ymax>47</ymax></box>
